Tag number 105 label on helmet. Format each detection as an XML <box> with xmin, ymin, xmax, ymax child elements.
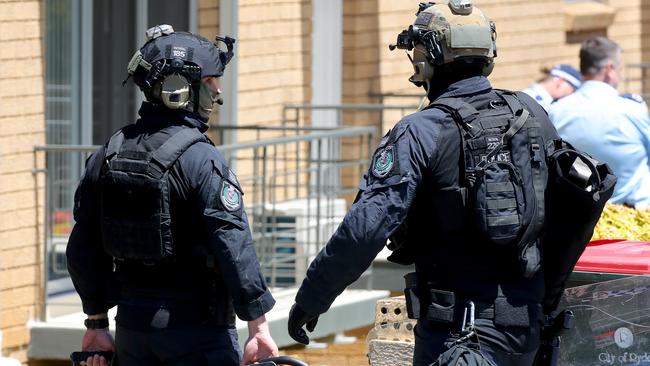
<box><xmin>220</xmin><ymin>181</ymin><xmax>242</xmax><ymax>211</ymax></box>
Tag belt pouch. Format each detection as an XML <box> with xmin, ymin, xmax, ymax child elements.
<box><xmin>494</xmin><ymin>297</ymin><xmax>532</xmax><ymax>328</ymax></box>
<box><xmin>404</xmin><ymin>272</ymin><xmax>420</xmax><ymax>319</ymax></box>
<box><xmin>425</xmin><ymin>289</ymin><xmax>456</xmax><ymax>324</ymax></box>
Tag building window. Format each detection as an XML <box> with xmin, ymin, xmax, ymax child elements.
<box><xmin>44</xmin><ymin>0</ymin><xmax>192</xmax><ymax>296</ymax></box>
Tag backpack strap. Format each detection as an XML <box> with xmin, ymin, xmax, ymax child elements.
<box><xmin>499</xmin><ymin>90</ymin><xmax>549</xmax><ymax>277</ymax></box>
<box><xmin>426</xmin><ymin>97</ymin><xmax>480</xmax><ymax>137</ymax></box>
<box><xmin>101</xmin><ymin>131</ymin><xmax>127</xmax><ymax>176</ymax></box>
<box><xmin>517</xmin><ymin>94</ymin><xmax>547</xmax><ymax>240</ymax></box>
<box><xmin>148</xmin><ymin>127</ymin><xmax>208</xmax><ymax>178</ymax></box>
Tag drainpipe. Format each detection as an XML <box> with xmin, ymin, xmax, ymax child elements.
<box><xmin>219</xmin><ymin>0</ymin><xmax>239</xmax><ymax>149</ymax></box>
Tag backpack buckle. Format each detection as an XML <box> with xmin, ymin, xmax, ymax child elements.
<box><xmin>531</xmin><ymin>143</ymin><xmax>542</xmax><ymax>163</ymax></box>
<box><xmin>460</xmin><ymin>301</ymin><xmax>476</xmax><ymax>333</ymax></box>
<box><xmin>453</xmin><ymin>301</ymin><xmax>478</xmax><ymax>346</ymax></box>
<box><xmin>465</xmin><ymin>169</ymin><xmax>480</xmax><ymax>187</ymax></box>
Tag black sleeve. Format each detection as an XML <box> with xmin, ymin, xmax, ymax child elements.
<box><xmin>295</xmin><ymin>120</ymin><xmax>437</xmax><ymax>315</ymax></box>
<box><xmin>196</xmin><ymin>157</ymin><xmax>275</xmax><ymax>321</ymax></box>
<box><xmin>66</xmin><ymin>147</ymin><xmax>116</xmax><ymax>315</ymax></box>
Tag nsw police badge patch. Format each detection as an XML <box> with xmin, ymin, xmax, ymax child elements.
<box><xmin>372</xmin><ymin>145</ymin><xmax>395</xmax><ymax>178</ymax></box>
<box><xmin>220</xmin><ymin>181</ymin><xmax>242</xmax><ymax>211</ymax></box>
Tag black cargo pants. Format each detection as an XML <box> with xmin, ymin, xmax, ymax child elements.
<box><xmin>113</xmin><ymin>300</ymin><xmax>241</xmax><ymax>366</ymax></box>
<box><xmin>115</xmin><ymin>324</ymin><xmax>240</xmax><ymax>365</ymax></box>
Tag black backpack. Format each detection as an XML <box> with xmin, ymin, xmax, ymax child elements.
<box><xmin>428</xmin><ymin>91</ymin><xmax>616</xmax><ymax>306</ymax></box>
<box><xmin>428</xmin><ymin>91</ymin><xmax>548</xmax><ymax>278</ymax></box>
<box><xmin>99</xmin><ymin>127</ymin><xmax>208</xmax><ymax>262</ymax></box>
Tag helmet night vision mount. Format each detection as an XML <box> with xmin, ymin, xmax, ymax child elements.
<box><xmin>390</xmin><ymin>1</ymin><xmax>497</xmax><ymax>87</ymax></box>
<box><xmin>124</xmin><ymin>24</ymin><xmax>236</xmax><ymax>120</ymax></box>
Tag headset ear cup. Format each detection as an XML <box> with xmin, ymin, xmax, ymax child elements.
<box><xmin>411</xmin><ymin>60</ymin><xmax>434</xmax><ymax>84</ymax></box>
<box><xmin>422</xmin><ymin>61</ymin><xmax>434</xmax><ymax>80</ymax></box>
<box><xmin>159</xmin><ymin>74</ymin><xmax>191</xmax><ymax>109</ymax></box>
<box><xmin>482</xmin><ymin>60</ymin><xmax>495</xmax><ymax>77</ymax></box>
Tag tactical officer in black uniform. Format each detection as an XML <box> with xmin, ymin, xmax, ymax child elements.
<box><xmin>67</xmin><ymin>25</ymin><xmax>278</xmax><ymax>366</ymax></box>
<box><xmin>288</xmin><ymin>2</ymin><xmax>567</xmax><ymax>365</ymax></box>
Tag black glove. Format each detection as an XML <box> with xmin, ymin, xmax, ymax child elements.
<box><xmin>287</xmin><ymin>303</ymin><xmax>319</xmax><ymax>345</ymax></box>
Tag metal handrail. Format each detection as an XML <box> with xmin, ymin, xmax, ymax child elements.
<box><xmin>34</xmin><ymin>145</ymin><xmax>100</xmax><ymax>152</ymax></box>
<box><xmin>283</xmin><ymin>103</ymin><xmax>419</xmax><ymax>110</ymax></box>
<box><xmin>218</xmin><ymin>126</ymin><xmax>376</xmax><ymax>151</ymax></box>
<box><xmin>281</xmin><ymin>103</ymin><xmax>420</xmax><ymax>137</ymax></box>
<box><xmin>32</xmin><ymin>126</ymin><xmax>376</xmax><ymax>153</ymax></box>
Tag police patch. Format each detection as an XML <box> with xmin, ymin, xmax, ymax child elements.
<box><xmin>372</xmin><ymin>145</ymin><xmax>395</xmax><ymax>178</ymax></box>
<box><xmin>220</xmin><ymin>181</ymin><xmax>242</xmax><ymax>211</ymax></box>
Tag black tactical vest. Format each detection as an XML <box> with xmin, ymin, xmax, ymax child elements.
<box><xmin>426</xmin><ymin>90</ymin><xmax>549</xmax><ymax>279</ymax></box>
<box><xmin>99</xmin><ymin>127</ymin><xmax>208</xmax><ymax>262</ymax></box>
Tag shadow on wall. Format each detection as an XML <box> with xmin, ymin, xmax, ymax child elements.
<box><xmin>566</xmin><ymin>29</ymin><xmax>608</xmax><ymax>45</ymax></box>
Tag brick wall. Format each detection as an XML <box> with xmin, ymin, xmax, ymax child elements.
<box><xmin>480</xmin><ymin>0</ymin><xmax>646</xmax><ymax>91</ymax></box>
<box><xmin>198</xmin><ymin>0</ymin><xmax>219</xmax><ymax>39</ymax></box>
<box><xmin>608</xmin><ymin>0</ymin><xmax>645</xmax><ymax>94</ymax></box>
<box><xmin>0</xmin><ymin>0</ymin><xmax>45</xmax><ymax>362</ymax></box>
<box><xmin>226</xmin><ymin>0</ymin><xmax>312</xmax><ymax>201</ymax></box>
<box><xmin>237</xmin><ymin>0</ymin><xmax>311</xmax><ymax>129</ymax></box>
<box><xmin>227</xmin><ymin>1</ymin><xmax>650</xmax><ymax>131</ymax></box>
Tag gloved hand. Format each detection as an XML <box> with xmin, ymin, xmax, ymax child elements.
<box><xmin>287</xmin><ymin>303</ymin><xmax>319</xmax><ymax>345</ymax></box>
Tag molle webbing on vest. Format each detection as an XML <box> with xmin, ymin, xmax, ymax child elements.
<box><xmin>425</xmin><ymin>90</ymin><xmax>548</xmax><ymax>278</ymax></box>
<box><xmin>101</xmin><ymin>127</ymin><xmax>207</xmax><ymax>263</ymax></box>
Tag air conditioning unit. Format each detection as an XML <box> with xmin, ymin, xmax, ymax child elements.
<box><xmin>253</xmin><ymin>198</ymin><xmax>347</xmax><ymax>287</ymax></box>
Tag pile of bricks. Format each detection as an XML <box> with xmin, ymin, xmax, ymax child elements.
<box><xmin>367</xmin><ymin>297</ymin><xmax>414</xmax><ymax>366</ymax></box>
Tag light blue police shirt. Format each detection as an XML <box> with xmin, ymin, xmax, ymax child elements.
<box><xmin>549</xmin><ymin>80</ymin><xmax>650</xmax><ymax>209</ymax></box>
<box><xmin>523</xmin><ymin>83</ymin><xmax>554</xmax><ymax>112</ymax></box>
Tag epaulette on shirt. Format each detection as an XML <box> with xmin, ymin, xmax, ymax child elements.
<box><xmin>620</xmin><ymin>93</ymin><xmax>645</xmax><ymax>104</ymax></box>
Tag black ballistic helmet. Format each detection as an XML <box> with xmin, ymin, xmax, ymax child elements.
<box><xmin>125</xmin><ymin>24</ymin><xmax>235</xmax><ymax>118</ymax></box>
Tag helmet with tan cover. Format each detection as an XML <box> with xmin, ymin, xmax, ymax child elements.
<box><xmin>390</xmin><ymin>1</ymin><xmax>497</xmax><ymax>87</ymax></box>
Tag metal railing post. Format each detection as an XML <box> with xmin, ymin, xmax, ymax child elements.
<box><xmin>316</xmin><ymin>138</ymin><xmax>322</xmax><ymax>247</ymax></box>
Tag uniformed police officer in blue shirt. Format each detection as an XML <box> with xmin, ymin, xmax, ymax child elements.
<box><xmin>66</xmin><ymin>26</ymin><xmax>278</xmax><ymax>366</ymax></box>
<box><xmin>549</xmin><ymin>37</ymin><xmax>650</xmax><ymax>209</ymax></box>
<box><xmin>522</xmin><ymin>64</ymin><xmax>582</xmax><ymax>111</ymax></box>
<box><xmin>287</xmin><ymin>2</ymin><xmax>562</xmax><ymax>365</ymax></box>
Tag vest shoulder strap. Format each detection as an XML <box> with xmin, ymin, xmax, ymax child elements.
<box><xmin>426</xmin><ymin>97</ymin><xmax>480</xmax><ymax>128</ymax></box>
<box><xmin>150</xmin><ymin>127</ymin><xmax>208</xmax><ymax>174</ymax></box>
<box><xmin>106</xmin><ymin>130</ymin><xmax>125</xmax><ymax>160</ymax></box>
